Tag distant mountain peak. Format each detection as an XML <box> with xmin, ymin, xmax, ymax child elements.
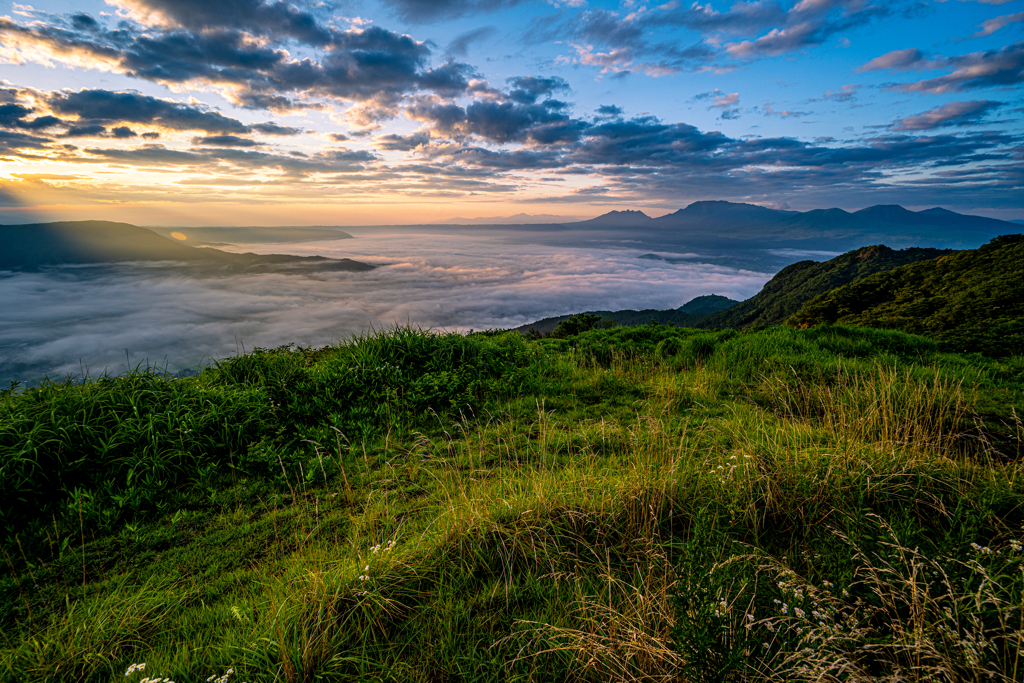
<box><xmin>578</xmin><ymin>209</ymin><xmax>653</xmax><ymax>226</ymax></box>
<box><xmin>855</xmin><ymin>205</ymin><xmax>915</xmax><ymax>217</ymax></box>
<box><xmin>917</xmin><ymin>207</ymin><xmax>959</xmax><ymax>216</ymax></box>
<box><xmin>599</xmin><ymin>209</ymin><xmax>651</xmax><ymax>218</ymax></box>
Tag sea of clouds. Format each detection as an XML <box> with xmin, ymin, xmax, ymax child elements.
<box><xmin>0</xmin><ymin>228</ymin><xmax>772</xmax><ymax>382</ymax></box>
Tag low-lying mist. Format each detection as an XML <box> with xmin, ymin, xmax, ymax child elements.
<box><xmin>0</xmin><ymin>228</ymin><xmax>772</xmax><ymax>383</ymax></box>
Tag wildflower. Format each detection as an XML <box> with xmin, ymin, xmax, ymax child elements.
<box><xmin>794</xmin><ymin>607</ymin><xmax>806</xmax><ymax>619</ymax></box>
<box><xmin>780</xmin><ymin>603</ymin><xmax>788</xmax><ymax>615</ymax></box>
<box><xmin>126</xmin><ymin>663</ymin><xmax>146</xmax><ymax>676</ymax></box>
<box><xmin>1010</xmin><ymin>539</ymin><xmax>1022</xmax><ymax>553</ymax></box>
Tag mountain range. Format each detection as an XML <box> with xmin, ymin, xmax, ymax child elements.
<box><xmin>572</xmin><ymin>201</ymin><xmax>1016</xmax><ymax>250</ymax></box>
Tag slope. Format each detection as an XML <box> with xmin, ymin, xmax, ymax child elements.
<box><xmin>788</xmin><ymin>234</ymin><xmax>1024</xmax><ymax>356</ymax></box>
<box><xmin>698</xmin><ymin>245</ymin><xmax>954</xmax><ymax>330</ymax></box>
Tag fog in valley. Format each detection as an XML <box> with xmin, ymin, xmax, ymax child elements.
<box><xmin>0</xmin><ymin>227</ymin><xmax>775</xmax><ymax>383</ymax></box>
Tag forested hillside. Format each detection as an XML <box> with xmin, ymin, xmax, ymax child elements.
<box><xmin>697</xmin><ymin>245</ymin><xmax>954</xmax><ymax>329</ymax></box>
<box><xmin>789</xmin><ymin>234</ymin><xmax>1024</xmax><ymax>357</ymax></box>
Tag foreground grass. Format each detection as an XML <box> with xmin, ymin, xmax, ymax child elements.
<box><xmin>1</xmin><ymin>325</ymin><xmax>1023</xmax><ymax>682</ymax></box>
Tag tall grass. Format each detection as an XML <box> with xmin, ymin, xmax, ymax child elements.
<box><xmin>1</xmin><ymin>324</ymin><xmax>1022</xmax><ymax>682</ymax></box>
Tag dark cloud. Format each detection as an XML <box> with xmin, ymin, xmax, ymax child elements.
<box><xmin>891</xmin><ymin>100</ymin><xmax>1004</xmax><ymax>131</ymax></box>
<box><xmin>375</xmin><ymin>132</ymin><xmax>431</xmax><ymax>150</ymax></box>
<box><xmin>111</xmin><ymin>126</ymin><xmax>139</xmax><ymax>138</ymax></box>
<box><xmin>595</xmin><ymin>105</ymin><xmax>624</xmax><ymax>118</ymax></box>
<box><xmin>69</xmin><ymin>13</ymin><xmax>100</xmax><ymax>31</ymax></box>
<box><xmin>0</xmin><ymin>13</ymin><xmax>472</xmax><ymax>110</ymax></box>
<box><xmin>113</xmin><ymin>0</ymin><xmax>336</xmax><ymax>46</ymax></box>
<box><xmin>0</xmin><ymin>129</ymin><xmax>52</xmax><ymax>154</ymax></box>
<box><xmin>506</xmin><ymin>76</ymin><xmax>570</xmax><ymax>104</ymax></box>
<box><xmin>64</xmin><ymin>124</ymin><xmax>108</xmax><ymax>137</ymax></box>
<box><xmin>411</xmin><ymin>99</ymin><xmax>586</xmax><ymax>144</ymax></box>
<box><xmin>47</xmin><ymin>90</ymin><xmax>251</xmax><ymax>133</ymax></box>
<box><xmin>192</xmin><ymin>135</ymin><xmax>261</xmax><ymax>147</ymax></box>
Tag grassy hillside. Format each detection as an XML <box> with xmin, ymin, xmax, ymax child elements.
<box><xmin>698</xmin><ymin>245</ymin><xmax>954</xmax><ymax>330</ymax></box>
<box><xmin>789</xmin><ymin>235</ymin><xmax>1024</xmax><ymax>357</ymax></box>
<box><xmin>1</xmin><ymin>326</ymin><xmax>1023</xmax><ymax>682</ymax></box>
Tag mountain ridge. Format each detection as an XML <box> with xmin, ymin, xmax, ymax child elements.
<box><xmin>0</xmin><ymin>220</ymin><xmax>375</xmax><ymax>272</ymax></box>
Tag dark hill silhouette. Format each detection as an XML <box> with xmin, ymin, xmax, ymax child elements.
<box><xmin>575</xmin><ymin>210</ymin><xmax>653</xmax><ymax>227</ymax></box>
<box><xmin>0</xmin><ymin>221</ymin><xmax>374</xmax><ymax>273</ymax></box>
<box><xmin>677</xmin><ymin>294</ymin><xmax>740</xmax><ymax>316</ymax></box>
<box><xmin>696</xmin><ymin>245</ymin><xmax>954</xmax><ymax>330</ymax></box>
<box><xmin>515</xmin><ymin>294</ymin><xmax>740</xmax><ymax>335</ymax></box>
<box><xmin>653</xmin><ymin>201</ymin><xmax>797</xmax><ymax>231</ymax></box>
<box><xmin>789</xmin><ymin>235</ymin><xmax>1024</xmax><ymax>357</ymax></box>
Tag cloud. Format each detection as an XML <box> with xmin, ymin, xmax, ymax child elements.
<box><xmin>374</xmin><ymin>131</ymin><xmax>431</xmax><ymax>150</ymax></box>
<box><xmin>0</xmin><ymin>231</ymin><xmax>771</xmax><ymax>382</ymax></box>
<box><xmin>445</xmin><ymin>26</ymin><xmax>497</xmax><ymax>57</ymax></box>
<box><xmin>47</xmin><ymin>89</ymin><xmax>251</xmax><ymax>134</ymax></box>
<box><xmin>967</xmin><ymin>11</ymin><xmax>1024</xmax><ymax>38</ymax></box>
<box><xmin>861</xmin><ymin>42</ymin><xmax>1024</xmax><ymax>93</ymax></box>
<box><xmin>762</xmin><ymin>104</ymin><xmax>809</xmax><ymax>118</ymax></box>
<box><xmin>192</xmin><ymin>135</ymin><xmax>263</xmax><ymax>147</ymax></box>
<box><xmin>595</xmin><ymin>105</ymin><xmax>624</xmax><ymax>118</ymax></box>
<box><xmin>0</xmin><ymin>12</ymin><xmax>471</xmax><ymax>110</ymax></box>
<box><xmin>409</xmin><ymin>98</ymin><xmax>587</xmax><ymax>144</ymax></box>
<box><xmin>859</xmin><ymin>48</ymin><xmax>939</xmax><ymax>72</ymax></box>
<box><xmin>819</xmin><ymin>84</ymin><xmax>859</xmax><ymax>102</ymax></box>
<box><xmin>710</xmin><ymin>92</ymin><xmax>739</xmax><ymax>109</ymax></box>
<box><xmin>891</xmin><ymin>100</ymin><xmax>1004</xmax><ymax>130</ymax></box>
<box><xmin>506</xmin><ymin>76</ymin><xmax>571</xmax><ymax>104</ymax></box>
<box><xmin>381</xmin><ymin>0</ymin><xmax>525</xmax><ymax>22</ymax></box>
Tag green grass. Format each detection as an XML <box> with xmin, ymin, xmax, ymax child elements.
<box><xmin>1</xmin><ymin>325</ymin><xmax>1022</xmax><ymax>682</ymax></box>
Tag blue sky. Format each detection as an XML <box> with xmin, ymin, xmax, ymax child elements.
<box><xmin>0</xmin><ymin>0</ymin><xmax>1021</xmax><ymax>224</ymax></box>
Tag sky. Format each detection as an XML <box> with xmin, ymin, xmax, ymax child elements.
<box><xmin>0</xmin><ymin>0</ymin><xmax>1022</xmax><ymax>224</ymax></box>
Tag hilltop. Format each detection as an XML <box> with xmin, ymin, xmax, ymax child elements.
<box><xmin>0</xmin><ymin>221</ymin><xmax>374</xmax><ymax>272</ymax></box>
<box><xmin>789</xmin><ymin>234</ymin><xmax>1024</xmax><ymax>356</ymax></box>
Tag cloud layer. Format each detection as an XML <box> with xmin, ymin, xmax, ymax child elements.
<box><xmin>0</xmin><ymin>229</ymin><xmax>770</xmax><ymax>382</ymax></box>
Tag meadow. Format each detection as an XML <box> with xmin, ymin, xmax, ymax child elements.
<box><xmin>1</xmin><ymin>324</ymin><xmax>1022</xmax><ymax>682</ymax></box>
